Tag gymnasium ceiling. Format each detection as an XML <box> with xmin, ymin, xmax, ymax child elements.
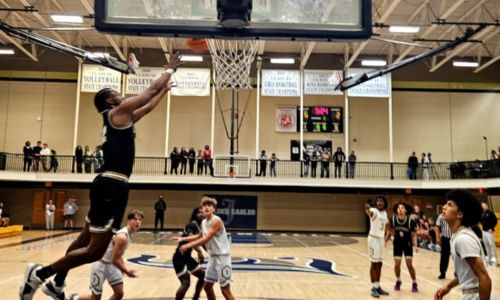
<box><xmin>0</xmin><ymin>0</ymin><xmax>499</xmax><ymax>73</ymax></box>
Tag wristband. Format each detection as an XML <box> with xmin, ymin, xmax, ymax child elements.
<box><xmin>166</xmin><ymin>68</ymin><xmax>175</xmax><ymax>75</ymax></box>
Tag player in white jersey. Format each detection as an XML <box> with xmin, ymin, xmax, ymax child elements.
<box><xmin>174</xmin><ymin>196</ymin><xmax>235</xmax><ymax>300</ymax></box>
<box><xmin>434</xmin><ymin>190</ymin><xmax>492</xmax><ymax>300</ymax></box>
<box><xmin>68</xmin><ymin>210</ymin><xmax>143</xmax><ymax>300</ymax></box>
<box><xmin>365</xmin><ymin>196</ymin><xmax>390</xmax><ymax>298</ymax></box>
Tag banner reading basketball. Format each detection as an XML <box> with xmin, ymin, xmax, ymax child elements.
<box><xmin>171</xmin><ymin>68</ymin><xmax>210</xmax><ymax>96</ymax></box>
<box><xmin>275</xmin><ymin>105</ymin><xmax>297</xmax><ymax>132</ymax></box>
<box><xmin>125</xmin><ymin>67</ymin><xmax>164</xmax><ymax>95</ymax></box>
<box><xmin>304</xmin><ymin>70</ymin><xmax>343</xmax><ymax>95</ymax></box>
<box><xmin>262</xmin><ymin>70</ymin><xmax>300</xmax><ymax>97</ymax></box>
<box><xmin>81</xmin><ymin>64</ymin><xmax>121</xmax><ymax>92</ymax></box>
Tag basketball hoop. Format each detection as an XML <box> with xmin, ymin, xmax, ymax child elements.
<box><xmin>207</xmin><ymin>39</ymin><xmax>261</xmax><ymax>89</ymax></box>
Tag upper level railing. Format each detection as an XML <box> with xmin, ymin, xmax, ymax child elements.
<box><xmin>0</xmin><ymin>152</ymin><xmax>499</xmax><ymax>181</ymax></box>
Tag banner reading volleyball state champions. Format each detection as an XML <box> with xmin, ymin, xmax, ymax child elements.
<box><xmin>125</xmin><ymin>67</ymin><xmax>164</xmax><ymax>94</ymax></box>
<box><xmin>81</xmin><ymin>64</ymin><xmax>121</xmax><ymax>92</ymax></box>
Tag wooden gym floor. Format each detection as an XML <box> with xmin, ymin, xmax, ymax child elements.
<box><xmin>1</xmin><ymin>230</ymin><xmax>498</xmax><ymax>299</ymax></box>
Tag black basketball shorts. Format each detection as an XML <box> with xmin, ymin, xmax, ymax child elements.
<box><xmin>172</xmin><ymin>251</ymin><xmax>201</xmax><ymax>277</ymax></box>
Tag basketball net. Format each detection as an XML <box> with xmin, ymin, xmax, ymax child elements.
<box><xmin>207</xmin><ymin>39</ymin><xmax>261</xmax><ymax>89</ymax></box>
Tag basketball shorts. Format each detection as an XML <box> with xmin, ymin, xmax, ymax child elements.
<box><xmin>393</xmin><ymin>240</ymin><xmax>413</xmax><ymax>259</ymax></box>
<box><xmin>87</xmin><ymin>174</ymin><xmax>129</xmax><ymax>233</ymax></box>
<box><xmin>90</xmin><ymin>261</ymin><xmax>123</xmax><ymax>295</ymax></box>
<box><xmin>368</xmin><ymin>236</ymin><xmax>385</xmax><ymax>263</ymax></box>
<box><xmin>172</xmin><ymin>251</ymin><xmax>202</xmax><ymax>277</ymax></box>
<box><xmin>205</xmin><ymin>255</ymin><xmax>232</xmax><ymax>287</ymax></box>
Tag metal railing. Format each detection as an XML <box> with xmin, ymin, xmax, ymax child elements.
<box><xmin>1</xmin><ymin>152</ymin><xmax>499</xmax><ymax>181</ymax></box>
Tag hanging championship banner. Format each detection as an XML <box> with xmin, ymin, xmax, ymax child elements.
<box><xmin>275</xmin><ymin>105</ymin><xmax>297</xmax><ymax>132</ymax></box>
<box><xmin>125</xmin><ymin>67</ymin><xmax>164</xmax><ymax>95</ymax></box>
<box><xmin>171</xmin><ymin>68</ymin><xmax>211</xmax><ymax>96</ymax></box>
<box><xmin>81</xmin><ymin>64</ymin><xmax>121</xmax><ymax>92</ymax></box>
<box><xmin>347</xmin><ymin>68</ymin><xmax>391</xmax><ymax>98</ymax></box>
<box><xmin>262</xmin><ymin>69</ymin><xmax>300</xmax><ymax>97</ymax></box>
<box><xmin>304</xmin><ymin>70</ymin><xmax>343</xmax><ymax>95</ymax></box>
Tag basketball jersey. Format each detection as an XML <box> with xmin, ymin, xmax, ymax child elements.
<box><xmin>391</xmin><ymin>215</ymin><xmax>415</xmax><ymax>244</ymax></box>
<box><xmin>101</xmin><ymin>227</ymin><xmax>131</xmax><ymax>263</ymax></box>
<box><xmin>176</xmin><ymin>221</ymin><xmax>200</xmax><ymax>255</ymax></box>
<box><xmin>100</xmin><ymin>110</ymin><xmax>135</xmax><ymax>177</ymax></box>
<box><xmin>201</xmin><ymin>215</ymin><xmax>230</xmax><ymax>256</ymax></box>
<box><xmin>451</xmin><ymin>227</ymin><xmax>484</xmax><ymax>291</ymax></box>
<box><xmin>369</xmin><ymin>208</ymin><xmax>388</xmax><ymax>239</ymax></box>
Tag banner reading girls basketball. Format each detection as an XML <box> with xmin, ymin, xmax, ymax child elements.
<box><xmin>125</xmin><ymin>67</ymin><xmax>164</xmax><ymax>94</ymax></box>
<box><xmin>275</xmin><ymin>105</ymin><xmax>297</xmax><ymax>132</ymax></box>
<box><xmin>208</xmin><ymin>195</ymin><xmax>257</xmax><ymax>229</ymax></box>
<box><xmin>171</xmin><ymin>68</ymin><xmax>210</xmax><ymax>96</ymax></box>
<box><xmin>262</xmin><ymin>70</ymin><xmax>300</xmax><ymax>97</ymax></box>
<box><xmin>304</xmin><ymin>70</ymin><xmax>343</xmax><ymax>95</ymax></box>
<box><xmin>81</xmin><ymin>64</ymin><xmax>121</xmax><ymax>92</ymax></box>
<box><xmin>346</xmin><ymin>68</ymin><xmax>391</xmax><ymax>98</ymax></box>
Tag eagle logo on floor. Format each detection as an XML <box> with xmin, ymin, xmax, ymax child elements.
<box><xmin>127</xmin><ymin>255</ymin><xmax>347</xmax><ymax>276</ymax></box>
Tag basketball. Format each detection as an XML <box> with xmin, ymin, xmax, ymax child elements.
<box><xmin>186</xmin><ymin>38</ymin><xmax>208</xmax><ymax>53</ymax></box>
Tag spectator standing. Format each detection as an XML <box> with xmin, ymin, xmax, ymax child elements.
<box><xmin>170</xmin><ymin>147</ymin><xmax>180</xmax><ymax>175</ymax></box>
<box><xmin>32</xmin><ymin>141</ymin><xmax>42</xmax><ymax>172</ymax></box>
<box><xmin>302</xmin><ymin>150</ymin><xmax>310</xmax><ymax>177</ymax></box>
<box><xmin>480</xmin><ymin>202</ymin><xmax>498</xmax><ymax>266</ymax></box>
<box><xmin>49</xmin><ymin>149</ymin><xmax>58</xmax><ymax>173</ymax></box>
<box><xmin>188</xmin><ymin>147</ymin><xmax>196</xmax><ymax>175</ymax></box>
<box><xmin>421</xmin><ymin>153</ymin><xmax>430</xmax><ymax>180</ymax></box>
<box><xmin>179</xmin><ymin>147</ymin><xmax>188</xmax><ymax>175</ymax></box>
<box><xmin>196</xmin><ymin>149</ymin><xmax>204</xmax><ymax>176</ymax></box>
<box><xmin>333</xmin><ymin>147</ymin><xmax>346</xmax><ymax>178</ymax></box>
<box><xmin>154</xmin><ymin>195</ymin><xmax>167</xmax><ymax>231</ymax></box>
<box><xmin>74</xmin><ymin>145</ymin><xmax>83</xmax><ymax>173</ymax></box>
<box><xmin>258</xmin><ymin>150</ymin><xmax>267</xmax><ymax>177</ymax></box>
<box><xmin>23</xmin><ymin>141</ymin><xmax>33</xmax><ymax>172</ymax></box>
<box><xmin>83</xmin><ymin>145</ymin><xmax>93</xmax><ymax>173</ymax></box>
<box><xmin>45</xmin><ymin>200</ymin><xmax>56</xmax><ymax>230</ymax></box>
<box><xmin>407</xmin><ymin>152</ymin><xmax>418</xmax><ymax>180</ymax></box>
<box><xmin>320</xmin><ymin>149</ymin><xmax>331</xmax><ymax>178</ymax></box>
<box><xmin>40</xmin><ymin>143</ymin><xmax>51</xmax><ymax>172</ymax></box>
<box><xmin>63</xmin><ymin>197</ymin><xmax>78</xmax><ymax>229</ymax></box>
<box><xmin>269</xmin><ymin>153</ymin><xmax>279</xmax><ymax>177</ymax></box>
<box><xmin>436</xmin><ymin>212</ymin><xmax>452</xmax><ymax>279</ymax></box>
<box><xmin>93</xmin><ymin>145</ymin><xmax>104</xmax><ymax>173</ymax></box>
<box><xmin>202</xmin><ymin>145</ymin><xmax>214</xmax><ymax>176</ymax></box>
<box><xmin>310</xmin><ymin>151</ymin><xmax>318</xmax><ymax>178</ymax></box>
<box><xmin>348</xmin><ymin>150</ymin><xmax>357</xmax><ymax>179</ymax></box>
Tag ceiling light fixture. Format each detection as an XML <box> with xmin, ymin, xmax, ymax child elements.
<box><xmin>453</xmin><ymin>61</ymin><xmax>479</xmax><ymax>67</ymax></box>
<box><xmin>180</xmin><ymin>55</ymin><xmax>203</xmax><ymax>62</ymax></box>
<box><xmin>51</xmin><ymin>15</ymin><xmax>83</xmax><ymax>23</ymax></box>
<box><xmin>361</xmin><ymin>59</ymin><xmax>387</xmax><ymax>67</ymax></box>
<box><xmin>270</xmin><ymin>58</ymin><xmax>295</xmax><ymax>64</ymax></box>
<box><xmin>389</xmin><ymin>26</ymin><xmax>420</xmax><ymax>33</ymax></box>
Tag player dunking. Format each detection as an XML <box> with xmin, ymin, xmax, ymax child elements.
<box><xmin>173</xmin><ymin>197</ymin><xmax>235</xmax><ymax>300</ymax></box>
<box><xmin>171</xmin><ymin>207</ymin><xmax>206</xmax><ymax>300</ymax></box>
<box><xmin>19</xmin><ymin>53</ymin><xmax>183</xmax><ymax>300</ymax></box>
<box><xmin>70</xmin><ymin>210</ymin><xmax>143</xmax><ymax>300</ymax></box>
<box><xmin>387</xmin><ymin>202</ymin><xmax>419</xmax><ymax>293</ymax></box>
<box><xmin>365</xmin><ymin>196</ymin><xmax>390</xmax><ymax>298</ymax></box>
<box><xmin>434</xmin><ymin>189</ymin><xmax>492</xmax><ymax>300</ymax></box>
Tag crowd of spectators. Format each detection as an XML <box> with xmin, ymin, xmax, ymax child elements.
<box><xmin>169</xmin><ymin>144</ymin><xmax>214</xmax><ymax>176</ymax></box>
<box><xmin>302</xmin><ymin>147</ymin><xmax>356</xmax><ymax>179</ymax></box>
<box><xmin>23</xmin><ymin>141</ymin><xmax>58</xmax><ymax>173</ymax></box>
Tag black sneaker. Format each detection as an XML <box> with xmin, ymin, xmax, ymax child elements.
<box><xmin>438</xmin><ymin>274</ymin><xmax>446</xmax><ymax>279</ymax></box>
<box><xmin>377</xmin><ymin>287</ymin><xmax>390</xmax><ymax>296</ymax></box>
<box><xmin>371</xmin><ymin>287</ymin><xmax>380</xmax><ymax>298</ymax></box>
<box><xmin>42</xmin><ymin>280</ymin><xmax>66</xmax><ymax>300</ymax></box>
<box><xmin>19</xmin><ymin>263</ymin><xmax>44</xmax><ymax>300</ymax></box>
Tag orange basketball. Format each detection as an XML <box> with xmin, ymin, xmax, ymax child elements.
<box><xmin>186</xmin><ymin>38</ymin><xmax>208</xmax><ymax>53</ymax></box>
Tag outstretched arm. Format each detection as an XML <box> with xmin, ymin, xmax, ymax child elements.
<box><xmin>132</xmin><ymin>81</ymin><xmax>173</xmax><ymax>123</ymax></box>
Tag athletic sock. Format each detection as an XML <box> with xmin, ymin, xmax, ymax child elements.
<box><xmin>374</xmin><ymin>282</ymin><xmax>380</xmax><ymax>288</ymax></box>
<box><xmin>36</xmin><ymin>266</ymin><xmax>55</xmax><ymax>281</ymax></box>
<box><xmin>54</xmin><ymin>271</ymin><xmax>68</xmax><ymax>287</ymax></box>
<box><xmin>413</xmin><ymin>280</ymin><xmax>417</xmax><ymax>284</ymax></box>
<box><xmin>396</xmin><ymin>277</ymin><xmax>401</xmax><ymax>282</ymax></box>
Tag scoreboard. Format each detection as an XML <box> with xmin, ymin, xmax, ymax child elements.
<box><xmin>298</xmin><ymin>106</ymin><xmax>343</xmax><ymax>133</ymax></box>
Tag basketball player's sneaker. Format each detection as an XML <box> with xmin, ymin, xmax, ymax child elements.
<box><xmin>42</xmin><ymin>280</ymin><xmax>66</xmax><ymax>300</ymax></box>
<box><xmin>411</xmin><ymin>282</ymin><xmax>419</xmax><ymax>293</ymax></box>
<box><xmin>19</xmin><ymin>263</ymin><xmax>44</xmax><ymax>300</ymax></box>
<box><xmin>394</xmin><ymin>280</ymin><xmax>401</xmax><ymax>291</ymax></box>
<box><xmin>370</xmin><ymin>287</ymin><xmax>380</xmax><ymax>298</ymax></box>
<box><xmin>377</xmin><ymin>287</ymin><xmax>390</xmax><ymax>296</ymax></box>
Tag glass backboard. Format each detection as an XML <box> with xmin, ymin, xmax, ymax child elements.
<box><xmin>94</xmin><ymin>0</ymin><xmax>372</xmax><ymax>41</ymax></box>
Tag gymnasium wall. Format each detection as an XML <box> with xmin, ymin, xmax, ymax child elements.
<box><xmin>0</xmin><ymin>187</ymin><xmax>445</xmax><ymax>232</ymax></box>
<box><xmin>0</xmin><ymin>77</ymin><xmax>499</xmax><ymax>162</ymax></box>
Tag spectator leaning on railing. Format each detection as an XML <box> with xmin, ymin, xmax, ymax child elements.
<box><xmin>32</xmin><ymin>141</ymin><xmax>42</xmax><ymax>172</ymax></box>
<box><xmin>407</xmin><ymin>152</ymin><xmax>418</xmax><ymax>180</ymax></box>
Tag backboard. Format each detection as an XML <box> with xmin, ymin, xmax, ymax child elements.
<box><xmin>94</xmin><ymin>0</ymin><xmax>372</xmax><ymax>41</ymax></box>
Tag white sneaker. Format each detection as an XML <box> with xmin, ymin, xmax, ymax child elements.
<box><xmin>19</xmin><ymin>263</ymin><xmax>44</xmax><ymax>300</ymax></box>
<box><xmin>42</xmin><ymin>280</ymin><xmax>66</xmax><ymax>300</ymax></box>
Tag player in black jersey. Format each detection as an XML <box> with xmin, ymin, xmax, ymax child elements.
<box><xmin>172</xmin><ymin>207</ymin><xmax>206</xmax><ymax>300</ymax></box>
<box><xmin>20</xmin><ymin>53</ymin><xmax>183</xmax><ymax>300</ymax></box>
<box><xmin>387</xmin><ymin>202</ymin><xmax>419</xmax><ymax>293</ymax></box>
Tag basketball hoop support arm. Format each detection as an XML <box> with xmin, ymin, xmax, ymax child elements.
<box><xmin>0</xmin><ymin>22</ymin><xmax>135</xmax><ymax>74</ymax></box>
<box><xmin>337</xmin><ymin>24</ymin><xmax>486</xmax><ymax>91</ymax></box>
